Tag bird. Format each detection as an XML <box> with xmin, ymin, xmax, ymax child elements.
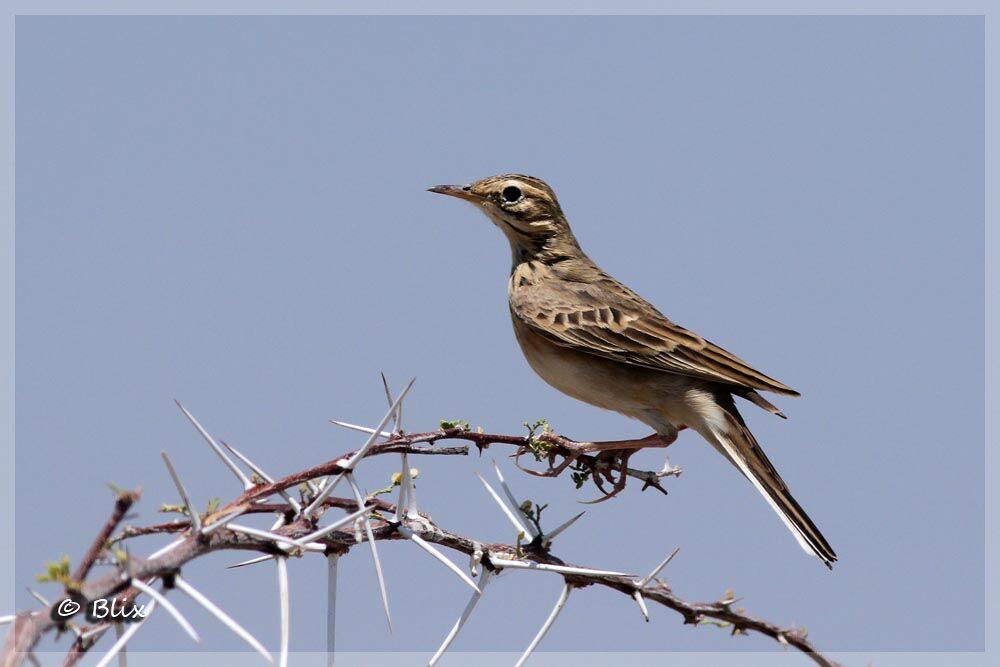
<box><xmin>428</xmin><ymin>173</ymin><xmax>837</xmax><ymax>568</ymax></box>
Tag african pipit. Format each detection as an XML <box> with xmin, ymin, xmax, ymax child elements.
<box><xmin>429</xmin><ymin>174</ymin><xmax>837</xmax><ymax>568</ymax></box>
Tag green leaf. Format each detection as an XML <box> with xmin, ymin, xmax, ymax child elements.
<box><xmin>159</xmin><ymin>502</ymin><xmax>189</xmax><ymax>515</ymax></box>
<box><xmin>570</xmin><ymin>460</ymin><xmax>591</xmax><ymax>489</ymax></box>
<box><xmin>36</xmin><ymin>555</ymin><xmax>72</xmax><ymax>584</ymax></box>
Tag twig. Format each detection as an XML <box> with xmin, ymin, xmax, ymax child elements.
<box><xmin>72</xmin><ymin>490</ymin><xmax>139</xmax><ymax>583</ymax></box>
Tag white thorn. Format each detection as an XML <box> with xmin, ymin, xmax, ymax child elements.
<box><xmin>633</xmin><ymin>590</ymin><xmax>650</xmax><ymax>622</ymax></box>
<box><xmin>381</xmin><ymin>372</ymin><xmax>402</xmax><ymax>433</ymax></box>
<box><xmin>173</xmin><ymin>575</ymin><xmax>273</xmax><ymax>662</ymax></box>
<box><xmin>342</xmin><ymin>378</ymin><xmax>415</xmax><ymax>471</ymax></box>
<box><xmin>403</xmin><ymin>458</ymin><xmax>418</xmax><ymax>521</ymax></box>
<box><xmin>492</xmin><ymin>460</ymin><xmax>538</xmax><ymax>538</ymax></box>
<box><xmin>396</xmin><ymin>452</ymin><xmax>418</xmax><ymax>521</ymax></box>
<box><xmin>428</xmin><ymin>568</ymin><xmax>493</xmax><ymax>666</ymax></box>
<box><xmin>26</xmin><ymin>589</ymin><xmax>50</xmax><ymax>607</ymax></box>
<box><xmin>637</xmin><ymin>547</ymin><xmax>680</xmax><ymax>588</ymax></box>
<box><xmin>659</xmin><ymin>456</ymin><xmax>682</xmax><ymax>477</ymax></box>
<box><xmin>0</xmin><ymin>615</ymin><xmax>15</xmax><ymax>625</ymax></box>
<box><xmin>470</xmin><ymin>543</ymin><xmax>484</xmax><ymax>577</ymax></box>
<box><xmin>130</xmin><ymin>579</ymin><xmax>200</xmax><ymax>643</ymax></box>
<box><xmin>475</xmin><ymin>473</ymin><xmax>530</xmax><ymax>538</ymax></box>
<box><xmin>94</xmin><ymin>602</ymin><xmax>157</xmax><ymax>667</ymax></box>
<box><xmin>79</xmin><ymin>623</ymin><xmax>111</xmax><ymax>641</ymax></box>
<box><xmin>300</xmin><ymin>475</ymin><xmax>322</xmax><ymax>498</ymax></box>
<box><xmin>296</xmin><ymin>504</ymin><xmax>374</xmax><ymax>546</ymax></box>
<box><xmin>394</xmin><ymin>461</ymin><xmax>409</xmax><ymax>523</ymax></box>
<box><xmin>175</xmin><ymin>401</ymin><xmax>253</xmax><ymax>490</ymax></box>
<box><xmin>544</xmin><ymin>511</ymin><xmax>585</xmax><ymax>542</ymax></box>
<box><xmin>326</xmin><ymin>554</ymin><xmax>339</xmax><ymax>667</ymax></box>
<box><xmin>397</xmin><ymin>525</ymin><xmax>481</xmax><ymax>594</ymax></box>
<box><xmin>514</xmin><ymin>584</ymin><xmax>573</xmax><ymax>667</ymax></box>
<box><xmin>226</xmin><ymin>523</ymin><xmax>299</xmax><ymax>549</ymax></box>
<box><xmin>301</xmin><ymin>471</ymin><xmax>346</xmax><ymax>517</ymax></box>
<box><xmin>147</xmin><ymin>537</ymin><xmax>184</xmax><ymax>560</ymax></box>
<box><xmin>328</xmin><ymin>420</ymin><xmax>394</xmax><ymax>439</ymax></box>
<box><xmin>222</xmin><ymin>441</ymin><xmax>303</xmax><ymax>514</ymax></box>
<box><xmin>66</xmin><ymin>619</ymin><xmax>83</xmax><ymax>639</ymax></box>
<box><xmin>114</xmin><ymin>623</ymin><xmax>126</xmax><ymax>667</ymax></box>
<box><xmin>277</xmin><ymin>557</ymin><xmax>290</xmax><ymax>667</ymax></box>
<box><xmin>346</xmin><ymin>473</ymin><xmax>391</xmax><ymax>631</ymax></box>
<box><xmin>227</xmin><ymin>554</ymin><xmax>276</xmax><ymax>569</ymax></box>
<box><xmin>201</xmin><ymin>507</ymin><xmax>246</xmax><ymax>535</ymax></box>
<box><xmin>488</xmin><ymin>557</ymin><xmax>628</xmax><ymax>578</ymax></box>
<box><xmin>161</xmin><ymin>451</ymin><xmax>202</xmax><ymax>533</ymax></box>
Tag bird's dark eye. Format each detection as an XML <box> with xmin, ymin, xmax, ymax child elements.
<box><xmin>501</xmin><ymin>185</ymin><xmax>523</xmax><ymax>204</ymax></box>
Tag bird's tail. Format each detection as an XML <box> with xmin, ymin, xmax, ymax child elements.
<box><xmin>699</xmin><ymin>394</ymin><xmax>838</xmax><ymax>568</ymax></box>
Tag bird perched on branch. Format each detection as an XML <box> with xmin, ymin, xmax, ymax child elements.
<box><xmin>429</xmin><ymin>174</ymin><xmax>837</xmax><ymax>568</ymax></box>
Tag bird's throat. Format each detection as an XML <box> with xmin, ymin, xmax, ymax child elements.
<box><xmin>507</xmin><ymin>228</ymin><xmax>585</xmax><ymax>272</ymax></box>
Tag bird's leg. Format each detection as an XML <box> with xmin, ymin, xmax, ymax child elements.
<box><xmin>513</xmin><ymin>432</ymin><xmax>661</xmax><ymax>479</ymax></box>
<box><xmin>574</xmin><ymin>428</ymin><xmax>683</xmax><ymax>454</ymax></box>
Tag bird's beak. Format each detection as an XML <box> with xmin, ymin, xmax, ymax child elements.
<box><xmin>427</xmin><ymin>184</ymin><xmax>481</xmax><ymax>203</ymax></box>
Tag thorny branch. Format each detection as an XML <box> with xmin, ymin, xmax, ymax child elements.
<box><xmin>241</xmin><ymin>427</ymin><xmax>679</xmax><ymax>507</ymax></box>
<box><xmin>1</xmin><ymin>414</ymin><xmax>838</xmax><ymax>667</ymax></box>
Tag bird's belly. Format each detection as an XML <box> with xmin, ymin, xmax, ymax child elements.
<box><xmin>511</xmin><ymin>316</ymin><xmax>694</xmax><ymax>427</ymax></box>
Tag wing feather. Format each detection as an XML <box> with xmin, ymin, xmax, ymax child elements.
<box><xmin>510</xmin><ymin>274</ymin><xmax>798</xmax><ymax>396</ymax></box>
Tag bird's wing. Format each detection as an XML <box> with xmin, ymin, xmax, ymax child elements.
<box><xmin>509</xmin><ymin>275</ymin><xmax>798</xmax><ymax>395</ymax></box>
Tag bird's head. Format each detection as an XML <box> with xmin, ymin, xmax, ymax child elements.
<box><xmin>429</xmin><ymin>174</ymin><xmax>581</xmax><ymax>260</ymax></box>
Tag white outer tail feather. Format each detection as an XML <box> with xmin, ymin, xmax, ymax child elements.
<box><xmin>702</xmin><ymin>422</ymin><xmax>823</xmax><ymax>563</ymax></box>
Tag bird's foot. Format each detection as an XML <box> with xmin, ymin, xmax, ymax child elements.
<box><xmin>575</xmin><ymin>430</ymin><xmax>684</xmax><ymax>502</ymax></box>
<box><xmin>578</xmin><ymin>449</ymin><xmax>634</xmax><ymax>504</ymax></box>
<box><xmin>510</xmin><ymin>429</ymin><xmax>683</xmax><ymax>502</ymax></box>
<box><xmin>513</xmin><ymin>450</ymin><xmax>580</xmax><ymax>478</ymax></box>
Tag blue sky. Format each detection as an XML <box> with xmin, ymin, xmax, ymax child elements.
<box><xmin>14</xmin><ymin>15</ymin><xmax>984</xmax><ymax>655</ymax></box>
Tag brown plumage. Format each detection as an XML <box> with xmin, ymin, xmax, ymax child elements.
<box><xmin>430</xmin><ymin>174</ymin><xmax>837</xmax><ymax>568</ymax></box>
